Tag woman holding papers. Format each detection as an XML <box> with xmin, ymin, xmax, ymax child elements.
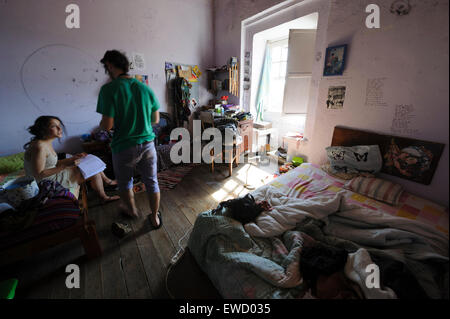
<box><xmin>23</xmin><ymin>116</ymin><xmax>119</xmax><ymax>203</ymax></box>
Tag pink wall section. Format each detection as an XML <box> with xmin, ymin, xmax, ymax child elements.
<box><xmin>304</xmin><ymin>0</ymin><xmax>449</xmax><ymax>206</ymax></box>
<box><xmin>213</xmin><ymin>0</ymin><xmax>286</xmax><ymax>66</ymax></box>
<box><xmin>0</xmin><ymin>0</ymin><xmax>215</xmax><ymax>156</ymax></box>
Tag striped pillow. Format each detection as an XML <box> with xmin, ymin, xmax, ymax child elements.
<box><xmin>345</xmin><ymin>177</ymin><xmax>404</xmax><ymax>206</ymax></box>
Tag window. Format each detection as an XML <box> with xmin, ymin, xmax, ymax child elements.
<box><xmin>266</xmin><ymin>38</ymin><xmax>289</xmax><ymax>112</ymax></box>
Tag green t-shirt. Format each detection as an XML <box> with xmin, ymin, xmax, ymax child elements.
<box><xmin>96</xmin><ymin>78</ymin><xmax>160</xmax><ymax>154</ymax></box>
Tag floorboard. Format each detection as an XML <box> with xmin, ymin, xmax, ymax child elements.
<box><xmin>0</xmin><ymin>160</ymin><xmax>278</xmax><ymax>299</ymax></box>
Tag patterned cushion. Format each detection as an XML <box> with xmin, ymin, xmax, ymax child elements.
<box><xmin>321</xmin><ymin>163</ymin><xmax>358</xmax><ymax>180</ymax></box>
<box><xmin>326</xmin><ymin>145</ymin><xmax>382</xmax><ymax>174</ymax></box>
<box><xmin>345</xmin><ymin>177</ymin><xmax>404</xmax><ymax>206</ymax></box>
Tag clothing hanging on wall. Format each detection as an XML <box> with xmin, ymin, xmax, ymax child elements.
<box><xmin>173</xmin><ymin>77</ymin><xmax>192</xmax><ymax>127</ymax></box>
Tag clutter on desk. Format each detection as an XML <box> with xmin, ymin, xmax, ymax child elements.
<box><xmin>80</xmin><ymin>130</ymin><xmax>113</xmax><ymax>143</ymax></box>
<box><xmin>232</xmin><ymin>111</ymin><xmax>252</xmax><ymax>122</ymax></box>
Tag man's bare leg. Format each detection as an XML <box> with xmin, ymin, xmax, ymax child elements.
<box><xmin>120</xmin><ymin>188</ymin><xmax>139</xmax><ymax>217</ymax></box>
<box><xmin>147</xmin><ymin>192</ymin><xmax>160</xmax><ymax>227</ymax></box>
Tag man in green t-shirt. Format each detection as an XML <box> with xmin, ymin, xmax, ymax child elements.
<box><xmin>97</xmin><ymin>50</ymin><xmax>161</xmax><ymax>229</ymax></box>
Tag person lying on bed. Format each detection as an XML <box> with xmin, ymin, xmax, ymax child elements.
<box><xmin>23</xmin><ymin>116</ymin><xmax>120</xmax><ymax>202</ymax></box>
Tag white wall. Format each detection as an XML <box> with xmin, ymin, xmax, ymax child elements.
<box><xmin>213</xmin><ymin>0</ymin><xmax>286</xmax><ymax>105</ymax></box>
<box><xmin>304</xmin><ymin>0</ymin><xmax>449</xmax><ymax>205</ymax></box>
<box><xmin>0</xmin><ymin>0</ymin><xmax>214</xmax><ymax>156</ymax></box>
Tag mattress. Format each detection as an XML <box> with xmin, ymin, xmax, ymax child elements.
<box><xmin>270</xmin><ymin>163</ymin><xmax>448</xmax><ymax>236</ymax></box>
<box><xmin>187</xmin><ymin>163</ymin><xmax>449</xmax><ymax>299</ymax></box>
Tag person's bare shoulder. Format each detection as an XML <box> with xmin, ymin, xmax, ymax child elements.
<box><xmin>25</xmin><ymin>140</ymin><xmax>47</xmax><ymax>159</ymax></box>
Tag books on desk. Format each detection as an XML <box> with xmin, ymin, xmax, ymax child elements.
<box><xmin>73</xmin><ymin>154</ymin><xmax>106</xmax><ymax>179</ymax></box>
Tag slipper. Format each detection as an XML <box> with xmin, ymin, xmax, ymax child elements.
<box><xmin>148</xmin><ymin>211</ymin><xmax>162</xmax><ymax>230</ymax></box>
<box><xmin>111</xmin><ymin>222</ymin><xmax>132</xmax><ymax>238</ymax></box>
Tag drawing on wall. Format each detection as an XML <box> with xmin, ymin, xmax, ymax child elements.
<box><xmin>326</xmin><ymin>86</ymin><xmax>346</xmax><ymax>109</ymax></box>
<box><xmin>365</xmin><ymin>78</ymin><xmax>388</xmax><ymax>107</ymax></box>
<box><xmin>323</xmin><ymin>44</ymin><xmax>347</xmax><ymax>76</ymax></box>
<box><xmin>20</xmin><ymin>44</ymin><xmax>106</xmax><ymax>124</ymax></box>
<box><xmin>383</xmin><ymin>137</ymin><xmax>444</xmax><ymax>185</ymax></box>
<box><xmin>132</xmin><ymin>52</ymin><xmax>146</xmax><ymax>70</ymax></box>
<box><xmin>391</xmin><ymin>104</ymin><xmax>418</xmax><ymax>135</ymax></box>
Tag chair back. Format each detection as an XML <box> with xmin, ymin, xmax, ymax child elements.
<box><xmin>200</xmin><ymin>111</ymin><xmax>215</xmax><ymax>130</ymax></box>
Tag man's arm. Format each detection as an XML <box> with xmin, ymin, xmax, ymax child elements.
<box><xmin>152</xmin><ymin>111</ymin><xmax>160</xmax><ymax>124</ymax></box>
<box><xmin>100</xmin><ymin>115</ymin><xmax>114</xmax><ymax>131</ymax></box>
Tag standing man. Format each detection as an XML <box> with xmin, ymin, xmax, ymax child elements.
<box><xmin>97</xmin><ymin>50</ymin><xmax>162</xmax><ymax>229</ymax></box>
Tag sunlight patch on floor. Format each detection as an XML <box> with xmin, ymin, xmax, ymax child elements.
<box><xmin>209</xmin><ymin>161</ymin><xmax>278</xmax><ymax>203</ymax></box>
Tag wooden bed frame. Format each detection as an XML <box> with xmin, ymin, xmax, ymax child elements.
<box><xmin>0</xmin><ymin>182</ymin><xmax>102</xmax><ymax>267</ymax></box>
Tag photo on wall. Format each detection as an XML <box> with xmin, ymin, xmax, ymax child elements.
<box><xmin>326</xmin><ymin>86</ymin><xmax>346</xmax><ymax>109</ymax></box>
<box><xmin>323</xmin><ymin>44</ymin><xmax>347</xmax><ymax>76</ymax></box>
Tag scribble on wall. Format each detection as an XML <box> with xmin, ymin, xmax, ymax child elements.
<box><xmin>391</xmin><ymin>104</ymin><xmax>418</xmax><ymax>135</ymax></box>
<box><xmin>20</xmin><ymin>44</ymin><xmax>106</xmax><ymax>124</ymax></box>
<box><xmin>365</xmin><ymin>77</ymin><xmax>388</xmax><ymax>107</ymax></box>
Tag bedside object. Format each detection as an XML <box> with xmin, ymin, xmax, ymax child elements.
<box><xmin>238</xmin><ymin>119</ymin><xmax>253</xmax><ymax>153</ymax></box>
<box><xmin>292</xmin><ymin>157</ymin><xmax>304</xmax><ymax>167</ymax></box>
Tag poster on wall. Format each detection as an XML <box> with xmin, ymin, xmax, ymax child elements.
<box><xmin>326</xmin><ymin>86</ymin><xmax>346</xmax><ymax>109</ymax></box>
<box><xmin>382</xmin><ymin>136</ymin><xmax>444</xmax><ymax>185</ymax></box>
<box><xmin>365</xmin><ymin>77</ymin><xmax>388</xmax><ymax>107</ymax></box>
<box><xmin>133</xmin><ymin>53</ymin><xmax>146</xmax><ymax>71</ymax></box>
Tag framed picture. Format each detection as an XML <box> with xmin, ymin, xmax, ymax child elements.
<box><xmin>323</xmin><ymin>44</ymin><xmax>347</xmax><ymax>76</ymax></box>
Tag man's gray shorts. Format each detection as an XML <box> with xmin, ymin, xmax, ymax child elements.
<box><xmin>112</xmin><ymin>141</ymin><xmax>160</xmax><ymax>193</ymax></box>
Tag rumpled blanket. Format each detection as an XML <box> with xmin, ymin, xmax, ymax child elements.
<box><xmin>188</xmin><ymin>185</ymin><xmax>449</xmax><ymax>299</ymax></box>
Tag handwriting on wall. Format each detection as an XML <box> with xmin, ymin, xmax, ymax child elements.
<box><xmin>391</xmin><ymin>104</ymin><xmax>419</xmax><ymax>135</ymax></box>
<box><xmin>365</xmin><ymin>78</ymin><xmax>388</xmax><ymax>108</ymax></box>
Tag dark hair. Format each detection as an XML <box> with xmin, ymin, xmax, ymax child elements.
<box><xmin>24</xmin><ymin>116</ymin><xmax>66</xmax><ymax>149</ymax></box>
<box><xmin>216</xmin><ymin>194</ymin><xmax>264</xmax><ymax>224</ymax></box>
<box><xmin>100</xmin><ymin>50</ymin><xmax>130</xmax><ymax>73</ymax></box>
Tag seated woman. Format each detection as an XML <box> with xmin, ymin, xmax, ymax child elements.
<box><xmin>23</xmin><ymin>116</ymin><xmax>120</xmax><ymax>203</ymax></box>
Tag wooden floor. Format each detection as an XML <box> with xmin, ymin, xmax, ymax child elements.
<box><xmin>0</xmin><ymin>160</ymin><xmax>278</xmax><ymax>299</ymax></box>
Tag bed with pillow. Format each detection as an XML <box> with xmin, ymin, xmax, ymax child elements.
<box><xmin>179</xmin><ymin>127</ymin><xmax>448</xmax><ymax>299</ymax></box>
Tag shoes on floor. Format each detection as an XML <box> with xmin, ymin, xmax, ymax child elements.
<box><xmin>111</xmin><ymin>222</ymin><xmax>132</xmax><ymax>238</ymax></box>
<box><xmin>148</xmin><ymin>211</ymin><xmax>163</xmax><ymax>230</ymax></box>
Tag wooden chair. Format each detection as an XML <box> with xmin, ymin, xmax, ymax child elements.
<box><xmin>0</xmin><ymin>182</ymin><xmax>102</xmax><ymax>267</ymax></box>
<box><xmin>200</xmin><ymin>111</ymin><xmax>242</xmax><ymax>177</ymax></box>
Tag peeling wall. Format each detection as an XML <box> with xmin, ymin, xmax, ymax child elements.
<box><xmin>0</xmin><ymin>0</ymin><xmax>214</xmax><ymax>155</ymax></box>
